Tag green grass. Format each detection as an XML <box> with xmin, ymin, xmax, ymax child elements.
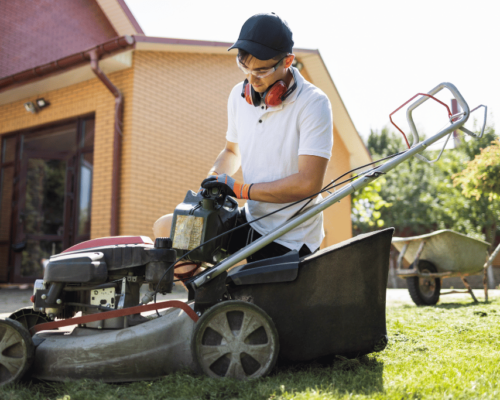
<box><xmin>1</xmin><ymin>299</ymin><xmax>499</xmax><ymax>400</ymax></box>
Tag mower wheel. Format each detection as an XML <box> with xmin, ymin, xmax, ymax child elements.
<box><xmin>8</xmin><ymin>307</ymin><xmax>51</xmax><ymax>331</ymax></box>
<box><xmin>407</xmin><ymin>260</ymin><xmax>441</xmax><ymax>306</ymax></box>
<box><xmin>0</xmin><ymin>318</ymin><xmax>35</xmax><ymax>386</ymax></box>
<box><xmin>191</xmin><ymin>300</ymin><xmax>279</xmax><ymax>380</ymax></box>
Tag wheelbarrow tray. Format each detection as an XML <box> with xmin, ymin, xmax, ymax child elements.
<box><xmin>392</xmin><ymin>229</ymin><xmax>489</xmax><ymax>275</ymax></box>
<box><xmin>227</xmin><ymin>228</ymin><xmax>394</xmax><ymax>362</ymax></box>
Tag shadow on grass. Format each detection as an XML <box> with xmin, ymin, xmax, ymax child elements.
<box><xmin>401</xmin><ymin>300</ymin><xmax>492</xmax><ymax>310</ymax></box>
<box><xmin>435</xmin><ymin>301</ymin><xmax>488</xmax><ymax>309</ymax></box>
<box><xmin>2</xmin><ymin>357</ymin><xmax>385</xmax><ymax>400</ymax></box>
<box><xmin>264</xmin><ymin>355</ymin><xmax>385</xmax><ymax>397</ymax></box>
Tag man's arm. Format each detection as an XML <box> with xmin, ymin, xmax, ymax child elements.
<box><xmin>249</xmin><ymin>155</ymin><xmax>328</xmax><ymax>203</ymax></box>
<box><xmin>208</xmin><ymin>141</ymin><xmax>241</xmax><ymax>177</ymax></box>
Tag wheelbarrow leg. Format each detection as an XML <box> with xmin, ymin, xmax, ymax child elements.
<box><xmin>460</xmin><ymin>277</ymin><xmax>478</xmax><ymax>303</ymax></box>
<box><xmin>483</xmin><ymin>265</ymin><xmax>489</xmax><ymax>302</ymax></box>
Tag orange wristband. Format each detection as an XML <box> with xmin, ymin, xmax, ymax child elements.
<box><xmin>233</xmin><ymin>182</ymin><xmax>252</xmax><ymax>200</ymax></box>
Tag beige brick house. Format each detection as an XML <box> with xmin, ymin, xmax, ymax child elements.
<box><xmin>0</xmin><ymin>0</ymin><xmax>370</xmax><ymax>283</ymax></box>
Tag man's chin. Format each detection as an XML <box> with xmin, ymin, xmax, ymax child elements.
<box><xmin>252</xmin><ymin>84</ymin><xmax>267</xmax><ymax>93</ymax></box>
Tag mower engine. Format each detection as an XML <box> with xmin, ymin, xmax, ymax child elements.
<box><xmin>31</xmin><ymin>188</ymin><xmax>238</xmax><ymax>329</ymax></box>
<box><xmin>32</xmin><ymin>236</ymin><xmax>176</xmax><ymax>329</ymax></box>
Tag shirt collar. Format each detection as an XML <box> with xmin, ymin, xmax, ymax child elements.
<box><xmin>282</xmin><ymin>66</ymin><xmax>303</xmax><ymax>105</ymax></box>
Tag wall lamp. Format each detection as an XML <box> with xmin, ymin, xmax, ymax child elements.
<box><xmin>292</xmin><ymin>59</ymin><xmax>304</xmax><ymax>71</ymax></box>
<box><xmin>24</xmin><ymin>98</ymin><xmax>50</xmax><ymax>114</ymax></box>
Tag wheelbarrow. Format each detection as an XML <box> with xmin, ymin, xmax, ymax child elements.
<box><xmin>0</xmin><ymin>82</ymin><xmax>488</xmax><ymax>384</ymax></box>
<box><xmin>392</xmin><ymin>230</ymin><xmax>493</xmax><ymax>305</ymax></box>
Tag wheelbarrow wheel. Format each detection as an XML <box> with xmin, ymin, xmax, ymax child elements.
<box><xmin>191</xmin><ymin>300</ymin><xmax>279</xmax><ymax>380</ymax></box>
<box><xmin>407</xmin><ymin>260</ymin><xmax>441</xmax><ymax>306</ymax></box>
<box><xmin>0</xmin><ymin>319</ymin><xmax>35</xmax><ymax>386</ymax></box>
<box><xmin>8</xmin><ymin>307</ymin><xmax>50</xmax><ymax>331</ymax></box>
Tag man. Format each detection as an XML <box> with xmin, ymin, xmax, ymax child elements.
<box><xmin>154</xmin><ymin>12</ymin><xmax>333</xmax><ymax>264</ymax></box>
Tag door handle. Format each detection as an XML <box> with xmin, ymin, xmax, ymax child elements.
<box><xmin>12</xmin><ymin>241</ymin><xmax>27</xmax><ymax>252</ymax></box>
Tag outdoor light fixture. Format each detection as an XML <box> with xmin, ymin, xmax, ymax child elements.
<box><xmin>24</xmin><ymin>98</ymin><xmax>50</xmax><ymax>114</ymax></box>
<box><xmin>36</xmin><ymin>98</ymin><xmax>50</xmax><ymax>109</ymax></box>
<box><xmin>293</xmin><ymin>59</ymin><xmax>304</xmax><ymax>71</ymax></box>
<box><xmin>24</xmin><ymin>101</ymin><xmax>37</xmax><ymax>114</ymax></box>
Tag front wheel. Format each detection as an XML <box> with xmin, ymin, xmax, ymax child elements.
<box><xmin>191</xmin><ymin>301</ymin><xmax>279</xmax><ymax>380</ymax></box>
<box><xmin>0</xmin><ymin>319</ymin><xmax>35</xmax><ymax>386</ymax></box>
<box><xmin>407</xmin><ymin>260</ymin><xmax>441</xmax><ymax>306</ymax></box>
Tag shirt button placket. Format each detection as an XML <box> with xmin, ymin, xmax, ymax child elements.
<box><xmin>258</xmin><ymin>108</ymin><xmax>266</xmax><ymax>125</ymax></box>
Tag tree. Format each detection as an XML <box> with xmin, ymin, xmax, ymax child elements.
<box><xmin>352</xmin><ymin>126</ymin><xmax>499</xmax><ymax>246</ymax></box>
<box><xmin>453</xmin><ymin>139</ymin><xmax>500</xmax><ymax>201</ymax></box>
<box><xmin>453</xmin><ymin>139</ymin><xmax>500</xmax><ymax>249</ymax></box>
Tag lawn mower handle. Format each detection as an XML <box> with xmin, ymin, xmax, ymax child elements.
<box><xmin>406</xmin><ymin>82</ymin><xmax>469</xmax><ymax>147</ymax></box>
<box><xmin>192</xmin><ymin>82</ymin><xmax>476</xmax><ymax>289</ymax></box>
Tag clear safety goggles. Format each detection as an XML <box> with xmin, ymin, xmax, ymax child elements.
<box><xmin>236</xmin><ymin>56</ymin><xmax>287</xmax><ymax>79</ymax></box>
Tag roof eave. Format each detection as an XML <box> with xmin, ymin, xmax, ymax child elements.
<box><xmin>133</xmin><ymin>35</ymin><xmax>319</xmax><ymax>57</ymax></box>
<box><xmin>0</xmin><ymin>36</ymin><xmax>135</xmax><ymax>94</ymax></box>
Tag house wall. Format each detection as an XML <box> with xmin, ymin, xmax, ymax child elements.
<box><xmin>322</xmin><ymin>126</ymin><xmax>352</xmax><ymax>248</ymax></box>
<box><xmin>123</xmin><ymin>51</ymin><xmax>352</xmax><ymax>247</ymax></box>
<box><xmin>0</xmin><ymin>67</ymin><xmax>134</xmax><ymax>241</ymax></box>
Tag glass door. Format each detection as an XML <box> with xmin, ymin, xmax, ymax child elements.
<box><xmin>0</xmin><ymin>117</ymin><xmax>95</xmax><ymax>283</ymax></box>
<box><xmin>13</xmin><ymin>152</ymin><xmax>70</xmax><ymax>279</ymax></box>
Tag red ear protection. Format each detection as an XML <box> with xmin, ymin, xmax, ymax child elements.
<box><xmin>241</xmin><ymin>70</ymin><xmax>297</xmax><ymax>108</ymax></box>
<box><xmin>262</xmin><ymin>80</ymin><xmax>289</xmax><ymax>107</ymax></box>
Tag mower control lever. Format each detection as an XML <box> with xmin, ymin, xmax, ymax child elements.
<box><xmin>458</xmin><ymin>104</ymin><xmax>487</xmax><ymax>139</ymax></box>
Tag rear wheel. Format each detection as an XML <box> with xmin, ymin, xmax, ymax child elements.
<box><xmin>0</xmin><ymin>319</ymin><xmax>35</xmax><ymax>386</ymax></box>
<box><xmin>407</xmin><ymin>260</ymin><xmax>441</xmax><ymax>306</ymax></box>
<box><xmin>192</xmin><ymin>301</ymin><xmax>279</xmax><ymax>380</ymax></box>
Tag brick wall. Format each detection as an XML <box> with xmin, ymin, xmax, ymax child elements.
<box><xmin>0</xmin><ymin>67</ymin><xmax>134</xmax><ymax>240</ymax></box>
<box><xmin>322</xmin><ymin>126</ymin><xmax>352</xmax><ymax>248</ymax></box>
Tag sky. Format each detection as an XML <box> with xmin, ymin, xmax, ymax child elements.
<box><xmin>125</xmin><ymin>0</ymin><xmax>499</xmax><ymax>144</ymax></box>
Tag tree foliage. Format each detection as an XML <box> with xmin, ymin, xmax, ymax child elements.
<box><xmin>453</xmin><ymin>139</ymin><xmax>500</xmax><ymax>201</ymax></box>
<box><xmin>352</xmin><ymin>126</ymin><xmax>499</xmax><ymax>246</ymax></box>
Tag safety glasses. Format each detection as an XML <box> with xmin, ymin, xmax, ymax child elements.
<box><xmin>236</xmin><ymin>56</ymin><xmax>288</xmax><ymax>79</ymax></box>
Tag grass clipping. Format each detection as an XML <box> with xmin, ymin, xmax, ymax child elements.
<box><xmin>2</xmin><ymin>299</ymin><xmax>500</xmax><ymax>400</ymax></box>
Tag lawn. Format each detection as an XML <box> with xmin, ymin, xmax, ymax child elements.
<box><xmin>1</xmin><ymin>299</ymin><xmax>499</xmax><ymax>400</ymax></box>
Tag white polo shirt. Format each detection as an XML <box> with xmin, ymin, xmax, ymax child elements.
<box><xmin>226</xmin><ymin>67</ymin><xmax>333</xmax><ymax>252</ymax></box>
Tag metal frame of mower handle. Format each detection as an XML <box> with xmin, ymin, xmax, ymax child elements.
<box><xmin>192</xmin><ymin>82</ymin><xmax>485</xmax><ymax>289</ymax></box>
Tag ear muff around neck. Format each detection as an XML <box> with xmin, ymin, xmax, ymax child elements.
<box><xmin>241</xmin><ymin>69</ymin><xmax>297</xmax><ymax>108</ymax></box>
<box><xmin>241</xmin><ymin>79</ymin><xmax>261</xmax><ymax>107</ymax></box>
<box><xmin>262</xmin><ymin>80</ymin><xmax>288</xmax><ymax>107</ymax></box>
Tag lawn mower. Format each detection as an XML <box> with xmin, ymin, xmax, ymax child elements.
<box><xmin>0</xmin><ymin>82</ymin><xmax>487</xmax><ymax>385</ymax></box>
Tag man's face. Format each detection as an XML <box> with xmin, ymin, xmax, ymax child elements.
<box><xmin>240</xmin><ymin>55</ymin><xmax>293</xmax><ymax>93</ymax></box>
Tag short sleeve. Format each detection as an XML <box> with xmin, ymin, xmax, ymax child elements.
<box><xmin>297</xmin><ymin>95</ymin><xmax>333</xmax><ymax>160</ymax></box>
<box><xmin>226</xmin><ymin>87</ymin><xmax>239</xmax><ymax>143</ymax></box>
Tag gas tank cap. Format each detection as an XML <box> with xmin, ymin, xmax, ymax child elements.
<box><xmin>155</xmin><ymin>237</ymin><xmax>172</xmax><ymax>249</ymax></box>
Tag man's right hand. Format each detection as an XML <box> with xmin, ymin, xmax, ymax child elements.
<box><xmin>201</xmin><ymin>174</ymin><xmax>238</xmax><ymax>198</ymax></box>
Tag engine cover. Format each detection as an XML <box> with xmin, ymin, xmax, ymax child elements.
<box><xmin>44</xmin><ymin>252</ymin><xmax>107</xmax><ymax>284</ymax></box>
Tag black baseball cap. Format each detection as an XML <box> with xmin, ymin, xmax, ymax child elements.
<box><xmin>228</xmin><ymin>13</ymin><xmax>294</xmax><ymax>60</ymax></box>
